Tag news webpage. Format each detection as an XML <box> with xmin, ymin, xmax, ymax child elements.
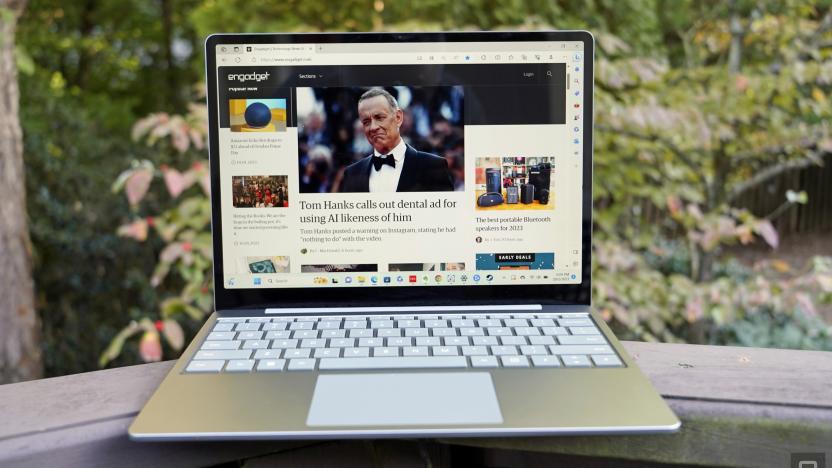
<box><xmin>214</xmin><ymin>41</ymin><xmax>585</xmax><ymax>289</ymax></box>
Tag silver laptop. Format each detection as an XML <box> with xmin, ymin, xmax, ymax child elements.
<box><xmin>129</xmin><ymin>30</ymin><xmax>680</xmax><ymax>440</ymax></box>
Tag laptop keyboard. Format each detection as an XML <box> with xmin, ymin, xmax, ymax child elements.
<box><xmin>184</xmin><ymin>313</ymin><xmax>624</xmax><ymax>373</ymax></box>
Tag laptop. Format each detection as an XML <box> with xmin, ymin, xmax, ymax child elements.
<box><xmin>129</xmin><ymin>30</ymin><xmax>680</xmax><ymax>440</ymax></box>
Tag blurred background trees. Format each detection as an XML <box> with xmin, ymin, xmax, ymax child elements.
<box><xmin>4</xmin><ymin>0</ymin><xmax>831</xmax><ymax>378</ymax></box>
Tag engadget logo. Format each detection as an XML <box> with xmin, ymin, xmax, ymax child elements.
<box><xmin>227</xmin><ymin>72</ymin><xmax>270</xmax><ymax>82</ymax></box>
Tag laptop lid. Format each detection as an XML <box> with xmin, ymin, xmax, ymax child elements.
<box><xmin>204</xmin><ymin>31</ymin><xmax>593</xmax><ymax>310</ymax></box>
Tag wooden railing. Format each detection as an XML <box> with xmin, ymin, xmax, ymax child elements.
<box><xmin>0</xmin><ymin>342</ymin><xmax>830</xmax><ymax>468</ymax></box>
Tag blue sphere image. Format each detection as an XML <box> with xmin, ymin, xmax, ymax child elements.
<box><xmin>244</xmin><ymin>102</ymin><xmax>272</xmax><ymax>128</ymax></box>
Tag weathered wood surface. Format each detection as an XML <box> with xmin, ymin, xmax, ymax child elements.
<box><xmin>0</xmin><ymin>342</ymin><xmax>830</xmax><ymax>468</ymax></box>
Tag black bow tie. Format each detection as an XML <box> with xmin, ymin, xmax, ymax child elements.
<box><xmin>372</xmin><ymin>154</ymin><xmax>396</xmax><ymax>171</ymax></box>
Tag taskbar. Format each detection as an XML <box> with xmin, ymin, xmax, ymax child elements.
<box><xmin>224</xmin><ymin>270</ymin><xmax>581</xmax><ymax>288</ymax></box>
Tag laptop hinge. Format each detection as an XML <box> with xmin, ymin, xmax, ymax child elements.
<box><xmin>263</xmin><ymin>304</ymin><xmax>543</xmax><ymax>314</ymax></box>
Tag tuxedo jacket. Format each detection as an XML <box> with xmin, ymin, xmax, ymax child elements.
<box><xmin>339</xmin><ymin>145</ymin><xmax>454</xmax><ymax>192</ymax></box>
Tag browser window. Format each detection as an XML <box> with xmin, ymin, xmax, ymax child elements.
<box><xmin>214</xmin><ymin>41</ymin><xmax>585</xmax><ymax>289</ymax></box>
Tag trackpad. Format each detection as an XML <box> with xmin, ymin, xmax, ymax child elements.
<box><xmin>306</xmin><ymin>373</ymin><xmax>503</xmax><ymax>426</ymax></box>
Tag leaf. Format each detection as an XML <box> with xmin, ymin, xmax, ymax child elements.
<box><xmin>139</xmin><ymin>330</ymin><xmax>163</xmax><ymax>362</ymax></box>
<box><xmin>98</xmin><ymin>321</ymin><xmax>142</xmax><ymax>367</ymax></box>
<box><xmin>162</xmin><ymin>319</ymin><xmax>185</xmax><ymax>351</ymax></box>
<box><xmin>162</xmin><ymin>167</ymin><xmax>195</xmax><ymax>198</ymax></box>
<box><xmin>753</xmin><ymin>219</ymin><xmax>779</xmax><ymax>249</ymax></box>
<box><xmin>117</xmin><ymin>219</ymin><xmax>148</xmax><ymax>241</ymax></box>
<box><xmin>125</xmin><ymin>168</ymin><xmax>154</xmax><ymax>206</ymax></box>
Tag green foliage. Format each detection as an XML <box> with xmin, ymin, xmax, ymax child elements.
<box><xmin>101</xmin><ymin>105</ymin><xmax>212</xmax><ymax>366</ymax></box>
<box><xmin>14</xmin><ymin>0</ymin><xmax>832</xmax><ymax>374</ymax></box>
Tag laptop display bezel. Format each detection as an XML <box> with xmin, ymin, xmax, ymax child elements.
<box><xmin>205</xmin><ymin>31</ymin><xmax>594</xmax><ymax>310</ymax></box>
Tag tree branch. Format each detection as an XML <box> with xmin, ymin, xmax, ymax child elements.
<box><xmin>596</xmin><ymin>124</ymin><xmax>703</xmax><ymax>176</ymax></box>
<box><xmin>727</xmin><ymin>157</ymin><xmax>822</xmax><ymax>203</ymax></box>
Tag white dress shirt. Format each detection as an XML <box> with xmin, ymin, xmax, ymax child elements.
<box><xmin>368</xmin><ymin>138</ymin><xmax>407</xmax><ymax>192</ymax></box>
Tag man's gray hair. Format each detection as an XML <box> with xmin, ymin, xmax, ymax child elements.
<box><xmin>358</xmin><ymin>88</ymin><xmax>399</xmax><ymax>111</ymax></box>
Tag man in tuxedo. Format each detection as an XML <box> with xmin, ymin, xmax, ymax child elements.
<box><xmin>340</xmin><ymin>88</ymin><xmax>454</xmax><ymax>192</ymax></box>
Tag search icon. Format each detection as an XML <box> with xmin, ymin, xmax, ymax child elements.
<box><xmin>546</xmin><ymin>71</ymin><xmax>553</xmax><ymax>77</ymax></box>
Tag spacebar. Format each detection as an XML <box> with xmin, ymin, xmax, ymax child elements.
<box><xmin>319</xmin><ymin>356</ymin><xmax>468</xmax><ymax>370</ymax></box>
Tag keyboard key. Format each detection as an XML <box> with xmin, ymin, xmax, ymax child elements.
<box><xmin>265</xmin><ymin>330</ymin><xmax>291</xmax><ymax>340</ymax></box>
<box><xmin>200</xmin><ymin>341</ymin><xmax>241</xmax><ymax>350</ymax></box>
<box><xmin>237</xmin><ymin>331</ymin><xmax>264</xmax><ymax>341</ymax></box>
<box><xmin>330</xmin><ymin>338</ymin><xmax>355</xmax><ymax>348</ymax></box>
<box><xmin>470</xmin><ymin>356</ymin><xmax>499</xmax><ymax>368</ymax></box>
<box><xmin>292</xmin><ymin>330</ymin><xmax>319</xmax><ymax>339</ymax></box>
<box><xmin>320</xmin><ymin>329</ymin><xmax>346</xmax><ymax>338</ymax></box>
<box><xmin>520</xmin><ymin>345</ymin><xmax>548</xmax><ymax>355</ymax></box>
<box><xmin>256</xmin><ymin>359</ymin><xmax>285</xmax><ymax>372</ymax></box>
<box><xmin>212</xmin><ymin>322</ymin><xmax>234</xmax><ymax>332</ymax></box>
<box><xmin>234</xmin><ymin>322</ymin><xmax>261</xmax><ymax>332</ymax></box>
<box><xmin>491</xmin><ymin>346</ymin><xmax>518</xmax><ymax>356</ymax></box>
<box><xmin>242</xmin><ymin>340</ymin><xmax>269</xmax><ymax>349</ymax></box>
<box><xmin>515</xmin><ymin>327</ymin><xmax>541</xmax><ymax>336</ymax></box>
<box><xmin>501</xmin><ymin>356</ymin><xmax>530</xmax><ymax>368</ymax></box>
<box><xmin>300</xmin><ymin>339</ymin><xmax>326</xmax><ymax>348</ymax></box>
<box><xmin>254</xmin><ymin>349</ymin><xmax>281</xmax><ymax>359</ymax></box>
<box><xmin>528</xmin><ymin>336</ymin><xmax>556</xmax><ymax>345</ymax></box>
<box><xmin>397</xmin><ymin>319</ymin><xmax>421</xmax><ymax>328</ymax></box>
<box><xmin>387</xmin><ymin>337</ymin><xmax>412</xmax><ymax>347</ymax></box>
<box><xmin>206</xmin><ymin>331</ymin><xmax>235</xmax><ymax>341</ymax></box>
<box><xmin>348</xmin><ymin>329</ymin><xmax>373</xmax><ymax>338</ymax></box>
<box><xmin>451</xmin><ymin>319</ymin><xmax>475</xmax><ymax>328</ymax></box>
<box><xmin>592</xmin><ymin>355</ymin><xmax>623</xmax><ymax>367</ymax></box>
<box><xmin>530</xmin><ymin>319</ymin><xmax>556</xmax><ymax>327</ymax></box>
<box><xmin>314</xmin><ymin>348</ymin><xmax>341</xmax><ymax>358</ymax></box>
<box><xmin>461</xmin><ymin>346</ymin><xmax>488</xmax><ymax>356</ymax></box>
<box><xmin>562</xmin><ymin>355</ymin><xmax>592</xmax><ymax>367</ymax></box>
<box><xmin>424</xmin><ymin>319</ymin><xmax>447</xmax><ymax>328</ymax></box>
<box><xmin>431</xmin><ymin>328</ymin><xmax>457</xmax><ymax>337</ymax></box>
<box><xmin>504</xmin><ymin>319</ymin><xmax>529</xmax><ymax>327</ymax></box>
<box><xmin>185</xmin><ymin>360</ymin><xmax>224</xmax><ymax>373</ymax></box>
<box><xmin>373</xmin><ymin>347</ymin><xmax>400</xmax><ymax>357</ymax></box>
<box><xmin>569</xmin><ymin>326</ymin><xmax>601</xmax><ymax>335</ymax></box>
<box><xmin>431</xmin><ymin>346</ymin><xmax>460</xmax><ymax>356</ymax></box>
<box><xmin>377</xmin><ymin>328</ymin><xmax>402</xmax><ymax>337</ymax></box>
<box><xmin>226</xmin><ymin>359</ymin><xmax>255</xmax><ymax>372</ymax></box>
<box><xmin>402</xmin><ymin>346</ymin><xmax>428</xmax><ymax>357</ymax></box>
<box><xmin>541</xmin><ymin>327</ymin><xmax>568</xmax><ymax>336</ymax></box>
<box><xmin>559</xmin><ymin>318</ymin><xmax>594</xmax><ymax>327</ymax></box>
<box><xmin>477</xmin><ymin>319</ymin><xmax>501</xmax><ymax>327</ymax></box>
<box><xmin>444</xmin><ymin>336</ymin><xmax>470</xmax><ymax>346</ymax></box>
<box><xmin>216</xmin><ymin>318</ymin><xmax>246</xmax><ymax>323</ymax></box>
<box><xmin>459</xmin><ymin>327</ymin><xmax>485</xmax><ymax>336</ymax></box>
<box><xmin>317</xmin><ymin>320</ymin><xmax>341</xmax><ymax>330</ymax></box>
<box><xmin>472</xmin><ymin>336</ymin><xmax>499</xmax><ymax>346</ymax></box>
<box><xmin>557</xmin><ymin>335</ymin><xmax>606</xmax><ymax>345</ymax></box>
<box><xmin>287</xmin><ymin>359</ymin><xmax>316</xmax><ymax>371</ymax></box>
<box><xmin>416</xmin><ymin>337</ymin><xmax>441</xmax><ymax>346</ymax></box>
<box><xmin>370</xmin><ymin>320</ymin><xmax>394</xmax><ymax>329</ymax></box>
<box><xmin>247</xmin><ymin>317</ymin><xmax>271</xmax><ymax>323</ymax></box>
<box><xmin>318</xmin><ymin>356</ymin><xmax>467</xmax><ymax>370</ymax></box>
<box><xmin>359</xmin><ymin>337</ymin><xmax>384</xmax><ymax>347</ymax></box>
<box><xmin>289</xmin><ymin>322</ymin><xmax>314</xmax><ymax>331</ymax></box>
<box><xmin>261</xmin><ymin>322</ymin><xmax>288</xmax><ymax>331</ymax></box>
<box><xmin>486</xmin><ymin>327</ymin><xmax>511</xmax><ymax>336</ymax></box>
<box><xmin>271</xmin><ymin>339</ymin><xmax>298</xmax><ymax>349</ymax></box>
<box><xmin>549</xmin><ymin>345</ymin><xmax>614</xmax><ymax>355</ymax></box>
<box><xmin>342</xmin><ymin>347</ymin><xmax>370</xmax><ymax>358</ymax></box>
<box><xmin>531</xmin><ymin>355</ymin><xmax>561</xmax><ymax>367</ymax></box>
<box><xmin>283</xmin><ymin>348</ymin><xmax>312</xmax><ymax>359</ymax></box>
<box><xmin>345</xmin><ymin>320</ymin><xmax>367</xmax><ymax>329</ymax></box>
<box><xmin>404</xmin><ymin>328</ymin><xmax>429</xmax><ymax>337</ymax></box>
<box><xmin>193</xmin><ymin>350</ymin><xmax>251</xmax><ymax>360</ymax></box>
<box><xmin>500</xmin><ymin>336</ymin><xmax>527</xmax><ymax>346</ymax></box>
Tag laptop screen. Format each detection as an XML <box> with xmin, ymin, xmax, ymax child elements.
<box><xmin>211</xmin><ymin>37</ymin><xmax>586</xmax><ymax>293</ymax></box>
